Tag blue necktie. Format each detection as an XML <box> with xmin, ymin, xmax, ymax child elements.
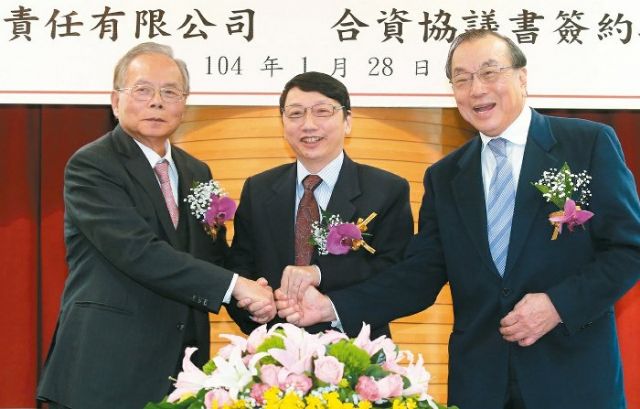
<box><xmin>486</xmin><ymin>138</ymin><xmax>515</xmax><ymax>276</ymax></box>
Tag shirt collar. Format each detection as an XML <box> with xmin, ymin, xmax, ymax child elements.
<box><xmin>296</xmin><ymin>151</ymin><xmax>344</xmax><ymax>190</ymax></box>
<box><xmin>133</xmin><ymin>138</ymin><xmax>175</xmax><ymax>169</ymax></box>
<box><xmin>480</xmin><ymin>106</ymin><xmax>531</xmax><ymax>149</ymax></box>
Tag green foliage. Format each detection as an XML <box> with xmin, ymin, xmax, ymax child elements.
<box><xmin>202</xmin><ymin>359</ymin><xmax>216</xmax><ymax>375</ymax></box>
<box><xmin>327</xmin><ymin>340</ymin><xmax>370</xmax><ymax>383</ymax></box>
<box><xmin>255</xmin><ymin>332</ymin><xmax>286</xmax><ymax>365</ymax></box>
<box><xmin>364</xmin><ymin>363</ymin><xmax>389</xmax><ymax>380</ymax></box>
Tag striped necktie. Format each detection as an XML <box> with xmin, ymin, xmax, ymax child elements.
<box><xmin>486</xmin><ymin>138</ymin><xmax>515</xmax><ymax>276</ymax></box>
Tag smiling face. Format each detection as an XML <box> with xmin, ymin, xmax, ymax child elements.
<box><xmin>282</xmin><ymin>87</ymin><xmax>351</xmax><ymax>173</ymax></box>
<box><xmin>451</xmin><ymin>34</ymin><xmax>527</xmax><ymax>137</ymax></box>
<box><xmin>111</xmin><ymin>52</ymin><xmax>186</xmax><ymax>152</ymax></box>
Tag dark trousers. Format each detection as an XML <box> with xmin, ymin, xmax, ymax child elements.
<box><xmin>504</xmin><ymin>351</ymin><xmax>527</xmax><ymax>409</ymax></box>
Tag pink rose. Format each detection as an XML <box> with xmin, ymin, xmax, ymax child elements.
<box><xmin>260</xmin><ymin>364</ymin><xmax>281</xmax><ymax>387</ymax></box>
<box><xmin>249</xmin><ymin>383</ymin><xmax>270</xmax><ymax>405</ymax></box>
<box><xmin>355</xmin><ymin>376</ymin><xmax>381</xmax><ymax>401</ymax></box>
<box><xmin>204</xmin><ymin>388</ymin><xmax>232</xmax><ymax>409</ymax></box>
<box><xmin>314</xmin><ymin>356</ymin><xmax>344</xmax><ymax>385</ymax></box>
<box><xmin>377</xmin><ymin>374</ymin><xmax>403</xmax><ymax>398</ymax></box>
<box><xmin>283</xmin><ymin>373</ymin><xmax>313</xmax><ymax>394</ymax></box>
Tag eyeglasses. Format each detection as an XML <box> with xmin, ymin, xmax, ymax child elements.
<box><xmin>282</xmin><ymin>103</ymin><xmax>345</xmax><ymax>119</ymax></box>
<box><xmin>117</xmin><ymin>84</ymin><xmax>187</xmax><ymax>103</ymax></box>
<box><xmin>451</xmin><ymin>66</ymin><xmax>515</xmax><ymax>90</ymax></box>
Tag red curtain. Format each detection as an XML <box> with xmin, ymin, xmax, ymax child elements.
<box><xmin>0</xmin><ymin>106</ymin><xmax>113</xmax><ymax>408</ymax></box>
<box><xmin>0</xmin><ymin>106</ymin><xmax>638</xmax><ymax>408</ymax></box>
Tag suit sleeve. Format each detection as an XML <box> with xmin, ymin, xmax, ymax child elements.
<box><xmin>225</xmin><ymin>177</ymin><xmax>260</xmax><ymax>333</ymax></box>
<box><xmin>330</xmin><ymin>169</ymin><xmax>448</xmax><ymax>336</ymax></box>
<box><xmin>546</xmin><ymin>126</ymin><xmax>640</xmax><ymax>334</ymax></box>
<box><xmin>64</xmin><ymin>147</ymin><xmax>235</xmax><ymax>313</ymax></box>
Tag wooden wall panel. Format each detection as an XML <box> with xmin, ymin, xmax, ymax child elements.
<box><xmin>173</xmin><ymin>106</ymin><xmax>474</xmax><ymax>404</ymax></box>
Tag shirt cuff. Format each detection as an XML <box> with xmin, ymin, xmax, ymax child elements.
<box><xmin>312</xmin><ymin>264</ymin><xmax>322</xmax><ymax>285</ymax></box>
<box><xmin>223</xmin><ymin>273</ymin><xmax>239</xmax><ymax>304</ymax></box>
<box><xmin>329</xmin><ymin>298</ymin><xmax>344</xmax><ymax>332</ymax></box>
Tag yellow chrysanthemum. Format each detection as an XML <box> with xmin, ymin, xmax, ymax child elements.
<box><xmin>280</xmin><ymin>391</ymin><xmax>304</xmax><ymax>409</ymax></box>
<box><xmin>304</xmin><ymin>395</ymin><xmax>324</xmax><ymax>409</ymax></box>
<box><xmin>406</xmin><ymin>398</ymin><xmax>417</xmax><ymax>409</ymax></box>
<box><xmin>357</xmin><ymin>400</ymin><xmax>372</xmax><ymax>409</ymax></box>
<box><xmin>392</xmin><ymin>398</ymin><xmax>405</xmax><ymax>409</ymax></box>
<box><xmin>338</xmin><ymin>379</ymin><xmax>349</xmax><ymax>388</ymax></box>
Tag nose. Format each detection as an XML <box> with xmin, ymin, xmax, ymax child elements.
<box><xmin>469</xmin><ymin>74</ymin><xmax>487</xmax><ymax>96</ymax></box>
<box><xmin>301</xmin><ymin>109</ymin><xmax>318</xmax><ymax>128</ymax></box>
<box><xmin>148</xmin><ymin>88</ymin><xmax>164</xmax><ymax>107</ymax></box>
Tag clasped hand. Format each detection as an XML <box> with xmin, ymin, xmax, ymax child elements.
<box><xmin>236</xmin><ymin>265</ymin><xmax>334</xmax><ymax>327</ymax></box>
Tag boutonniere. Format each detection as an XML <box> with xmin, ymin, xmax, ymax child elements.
<box><xmin>184</xmin><ymin>180</ymin><xmax>237</xmax><ymax>240</ymax></box>
<box><xmin>532</xmin><ymin>162</ymin><xmax>594</xmax><ymax>240</ymax></box>
<box><xmin>310</xmin><ymin>211</ymin><xmax>377</xmax><ymax>255</ymax></box>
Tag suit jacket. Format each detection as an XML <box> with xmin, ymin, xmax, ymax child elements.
<box><xmin>227</xmin><ymin>154</ymin><xmax>413</xmax><ymax>337</ymax></box>
<box><xmin>37</xmin><ymin>125</ymin><xmax>235</xmax><ymax>409</ymax></box>
<box><xmin>331</xmin><ymin>110</ymin><xmax>640</xmax><ymax>409</ymax></box>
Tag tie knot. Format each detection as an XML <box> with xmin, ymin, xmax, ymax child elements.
<box><xmin>154</xmin><ymin>160</ymin><xmax>171</xmax><ymax>183</ymax></box>
<box><xmin>303</xmin><ymin>175</ymin><xmax>322</xmax><ymax>191</ymax></box>
<box><xmin>488</xmin><ymin>137</ymin><xmax>508</xmax><ymax>158</ymax></box>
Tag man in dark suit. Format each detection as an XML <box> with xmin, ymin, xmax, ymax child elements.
<box><xmin>276</xmin><ymin>30</ymin><xmax>640</xmax><ymax>409</ymax></box>
<box><xmin>228</xmin><ymin>72</ymin><xmax>413</xmax><ymax>338</ymax></box>
<box><xmin>36</xmin><ymin>42</ymin><xmax>275</xmax><ymax>409</ymax></box>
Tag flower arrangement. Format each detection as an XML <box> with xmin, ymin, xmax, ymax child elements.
<box><xmin>532</xmin><ymin>162</ymin><xmax>594</xmax><ymax>240</ymax></box>
<box><xmin>184</xmin><ymin>180</ymin><xmax>237</xmax><ymax>239</ymax></box>
<box><xmin>144</xmin><ymin>324</ymin><xmax>456</xmax><ymax>409</ymax></box>
<box><xmin>311</xmin><ymin>211</ymin><xmax>377</xmax><ymax>256</ymax></box>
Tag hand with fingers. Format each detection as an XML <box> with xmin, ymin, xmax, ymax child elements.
<box><xmin>279</xmin><ymin>264</ymin><xmax>321</xmax><ymax>302</ymax></box>
<box><xmin>233</xmin><ymin>276</ymin><xmax>277</xmax><ymax>324</ymax></box>
<box><xmin>499</xmin><ymin>293</ymin><xmax>562</xmax><ymax>347</ymax></box>
<box><xmin>274</xmin><ymin>285</ymin><xmax>336</xmax><ymax>327</ymax></box>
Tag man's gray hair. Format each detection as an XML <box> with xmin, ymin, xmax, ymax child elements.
<box><xmin>113</xmin><ymin>42</ymin><xmax>190</xmax><ymax>93</ymax></box>
<box><xmin>445</xmin><ymin>29</ymin><xmax>527</xmax><ymax>80</ymax></box>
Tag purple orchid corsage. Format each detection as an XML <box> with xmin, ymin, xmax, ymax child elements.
<box><xmin>532</xmin><ymin>162</ymin><xmax>594</xmax><ymax>240</ymax></box>
<box><xmin>185</xmin><ymin>180</ymin><xmax>237</xmax><ymax>240</ymax></box>
<box><xmin>311</xmin><ymin>211</ymin><xmax>377</xmax><ymax>255</ymax></box>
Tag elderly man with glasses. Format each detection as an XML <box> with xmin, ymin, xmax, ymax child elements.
<box><xmin>226</xmin><ymin>71</ymin><xmax>414</xmax><ymax>338</ymax></box>
<box><xmin>37</xmin><ymin>42</ymin><xmax>276</xmax><ymax>409</ymax></box>
<box><xmin>275</xmin><ymin>30</ymin><xmax>640</xmax><ymax>409</ymax></box>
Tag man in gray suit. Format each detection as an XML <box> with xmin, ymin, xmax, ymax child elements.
<box><xmin>37</xmin><ymin>42</ymin><xmax>275</xmax><ymax>409</ymax></box>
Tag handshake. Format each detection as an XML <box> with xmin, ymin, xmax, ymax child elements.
<box><xmin>231</xmin><ymin>265</ymin><xmax>337</xmax><ymax>326</ymax></box>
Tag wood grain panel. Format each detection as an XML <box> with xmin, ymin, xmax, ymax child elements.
<box><xmin>173</xmin><ymin>106</ymin><xmax>473</xmax><ymax>405</ymax></box>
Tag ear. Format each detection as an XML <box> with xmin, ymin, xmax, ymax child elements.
<box><xmin>518</xmin><ymin>67</ymin><xmax>528</xmax><ymax>93</ymax></box>
<box><xmin>110</xmin><ymin>90</ymin><xmax>120</xmax><ymax>119</ymax></box>
<box><xmin>343</xmin><ymin>111</ymin><xmax>352</xmax><ymax>136</ymax></box>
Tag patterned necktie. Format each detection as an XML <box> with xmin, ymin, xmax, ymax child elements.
<box><xmin>154</xmin><ymin>159</ymin><xmax>179</xmax><ymax>228</ymax></box>
<box><xmin>295</xmin><ymin>174</ymin><xmax>322</xmax><ymax>265</ymax></box>
<box><xmin>486</xmin><ymin>138</ymin><xmax>515</xmax><ymax>276</ymax></box>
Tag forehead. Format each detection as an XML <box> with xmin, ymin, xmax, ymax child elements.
<box><xmin>451</xmin><ymin>35</ymin><xmax>511</xmax><ymax>72</ymax></box>
<box><xmin>123</xmin><ymin>53</ymin><xmax>183</xmax><ymax>86</ymax></box>
<box><xmin>285</xmin><ymin>87</ymin><xmax>335</xmax><ymax>105</ymax></box>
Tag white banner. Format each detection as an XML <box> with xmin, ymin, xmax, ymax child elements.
<box><xmin>1</xmin><ymin>0</ymin><xmax>639</xmax><ymax>108</ymax></box>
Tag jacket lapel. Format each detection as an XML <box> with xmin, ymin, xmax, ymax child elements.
<box><xmin>325</xmin><ymin>155</ymin><xmax>359</xmax><ymax>223</ymax></box>
<box><xmin>173</xmin><ymin>147</ymin><xmax>201</xmax><ymax>247</ymax></box>
<box><xmin>452</xmin><ymin>137</ymin><xmax>500</xmax><ymax>277</ymax></box>
<box><xmin>504</xmin><ymin>110</ymin><xmax>560</xmax><ymax>276</ymax></box>
<box><xmin>112</xmin><ymin>126</ymin><xmax>179</xmax><ymax>246</ymax></box>
<box><xmin>266</xmin><ymin>164</ymin><xmax>297</xmax><ymax>264</ymax></box>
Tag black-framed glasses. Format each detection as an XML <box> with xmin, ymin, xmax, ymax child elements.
<box><xmin>451</xmin><ymin>66</ymin><xmax>515</xmax><ymax>90</ymax></box>
<box><xmin>282</xmin><ymin>103</ymin><xmax>345</xmax><ymax>119</ymax></box>
<box><xmin>117</xmin><ymin>84</ymin><xmax>187</xmax><ymax>103</ymax></box>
